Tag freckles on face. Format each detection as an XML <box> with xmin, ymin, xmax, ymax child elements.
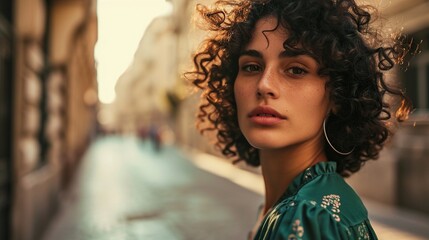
<box><xmin>233</xmin><ymin>16</ymin><xmax>330</xmax><ymax>150</ymax></box>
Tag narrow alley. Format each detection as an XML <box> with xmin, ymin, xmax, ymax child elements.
<box><xmin>3</xmin><ymin>1</ymin><xmax>429</xmax><ymax>239</ymax></box>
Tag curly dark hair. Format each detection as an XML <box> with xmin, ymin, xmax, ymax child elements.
<box><xmin>186</xmin><ymin>0</ymin><xmax>412</xmax><ymax>176</ymax></box>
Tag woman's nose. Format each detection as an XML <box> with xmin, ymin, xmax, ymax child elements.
<box><xmin>257</xmin><ymin>69</ymin><xmax>279</xmax><ymax>99</ymax></box>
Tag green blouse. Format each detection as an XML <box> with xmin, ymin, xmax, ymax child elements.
<box><xmin>253</xmin><ymin>162</ymin><xmax>378</xmax><ymax>240</ymax></box>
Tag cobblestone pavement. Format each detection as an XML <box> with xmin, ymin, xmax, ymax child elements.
<box><xmin>42</xmin><ymin>135</ymin><xmax>429</xmax><ymax>240</ymax></box>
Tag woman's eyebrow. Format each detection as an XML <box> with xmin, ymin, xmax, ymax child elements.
<box><xmin>239</xmin><ymin>49</ymin><xmax>262</xmax><ymax>59</ymax></box>
<box><xmin>279</xmin><ymin>50</ymin><xmax>310</xmax><ymax>58</ymax></box>
<box><xmin>279</xmin><ymin>50</ymin><xmax>319</xmax><ymax>64</ymax></box>
<box><xmin>240</xmin><ymin>49</ymin><xmax>314</xmax><ymax>60</ymax></box>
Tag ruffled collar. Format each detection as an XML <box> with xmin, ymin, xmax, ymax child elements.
<box><xmin>280</xmin><ymin>161</ymin><xmax>337</xmax><ymax>201</ymax></box>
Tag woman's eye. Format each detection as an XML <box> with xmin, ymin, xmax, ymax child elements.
<box><xmin>241</xmin><ymin>64</ymin><xmax>262</xmax><ymax>73</ymax></box>
<box><xmin>287</xmin><ymin>67</ymin><xmax>308</xmax><ymax>76</ymax></box>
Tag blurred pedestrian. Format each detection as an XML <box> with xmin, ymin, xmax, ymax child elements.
<box><xmin>186</xmin><ymin>0</ymin><xmax>411</xmax><ymax>239</ymax></box>
<box><xmin>147</xmin><ymin>124</ymin><xmax>160</xmax><ymax>151</ymax></box>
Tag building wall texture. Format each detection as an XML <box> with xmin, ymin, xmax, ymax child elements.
<box><xmin>10</xmin><ymin>0</ymin><xmax>98</xmax><ymax>239</ymax></box>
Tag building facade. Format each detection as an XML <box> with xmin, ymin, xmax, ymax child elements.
<box><xmin>0</xmin><ymin>0</ymin><xmax>98</xmax><ymax>239</ymax></box>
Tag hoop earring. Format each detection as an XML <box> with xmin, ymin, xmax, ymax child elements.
<box><xmin>323</xmin><ymin>118</ymin><xmax>355</xmax><ymax>155</ymax></box>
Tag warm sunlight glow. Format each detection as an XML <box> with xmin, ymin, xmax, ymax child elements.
<box><xmin>95</xmin><ymin>0</ymin><xmax>172</xmax><ymax>104</ymax></box>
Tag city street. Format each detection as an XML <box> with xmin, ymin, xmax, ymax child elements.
<box><xmin>42</xmin><ymin>135</ymin><xmax>429</xmax><ymax>240</ymax></box>
<box><xmin>42</xmin><ymin>136</ymin><xmax>262</xmax><ymax>240</ymax></box>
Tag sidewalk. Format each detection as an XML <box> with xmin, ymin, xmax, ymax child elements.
<box><xmin>365</xmin><ymin>199</ymin><xmax>429</xmax><ymax>239</ymax></box>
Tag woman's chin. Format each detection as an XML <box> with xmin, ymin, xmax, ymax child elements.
<box><xmin>247</xmin><ymin>139</ymin><xmax>285</xmax><ymax>150</ymax></box>
<box><xmin>243</xmin><ymin>131</ymin><xmax>290</xmax><ymax>150</ymax></box>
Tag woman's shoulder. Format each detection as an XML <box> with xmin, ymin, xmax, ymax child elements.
<box><xmin>253</xmin><ymin>165</ymin><xmax>379</xmax><ymax>240</ymax></box>
<box><xmin>295</xmin><ymin>169</ymin><xmax>369</xmax><ymax>226</ymax></box>
<box><xmin>255</xmin><ymin>198</ymin><xmax>377</xmax><ymax>240</ymax></box>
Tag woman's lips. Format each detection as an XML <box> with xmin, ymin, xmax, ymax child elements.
<box><xmin>248</xmin><ymin>106</ymin><xmax>286</xmax><ymax>126</ymax></box>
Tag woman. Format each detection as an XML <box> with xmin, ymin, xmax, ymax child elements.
<box><xmin>186</xmin><ymin>0</ymin><xmax>411</xmax><ymax>239</ymax></box>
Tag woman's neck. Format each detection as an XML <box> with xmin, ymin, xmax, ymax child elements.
<box><xmin>259</xmin><ymin>141</ymin><xmax>327</xmax><ymax>215</ymax></box>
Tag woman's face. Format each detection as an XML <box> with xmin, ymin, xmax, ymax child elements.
<box><xmin>234</xmin><ymin>16</ymin><xmax>330</xmax><ymax>151</ymax></box>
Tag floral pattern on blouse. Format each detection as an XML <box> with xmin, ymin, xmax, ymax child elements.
<box><xmin>287</xmin><ymin>219</ymin><xmax>304</xmax><ymax>240</ymax></box>
<box><xmin>320</xmin><ymin>194</ymin><xmax>341</xmax><ymax>222</ymax></box>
